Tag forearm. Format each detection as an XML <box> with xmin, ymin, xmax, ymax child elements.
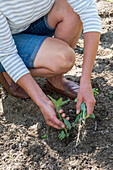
<box><xmin>17</xmin><ymin>73</ymin><xmax>48</xmax><ymax>108</ymax></box>
<box><xmin>81</xmin><ymin>32</ymin><xmax>100</xmax><ymax>82</ymax></box>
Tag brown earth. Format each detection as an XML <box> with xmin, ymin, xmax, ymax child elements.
<box><xmin>0</xmin><ymin>0</ymin><xmax>113</xmax><ymax>169</ymax></box>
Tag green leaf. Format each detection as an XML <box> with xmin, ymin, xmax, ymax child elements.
<box><xmin>74</xmin><ymin>113</ymin><xmax>82</xmax><ymax>125</ymax></box>
<box><xmin>109</xmin><ymin>94</ymin><xmax>113</xmax><ymax>99</ymax></box>
<box><xmin>66</xmin><ymin>133</ymin><xmax>70</xmax><ymax>138</ymax></box>
<box><xmin>85</xmin><ymin>115</ymin><xmax>90</xmax><ymax>119</ymax></box>
<box><xmin>57</xmin><ymin>97</ymin><xmax>63</xmax><ymax>107</ymax></box>
<box><xmin>63</xmin><ymin>118</ymin><xmax>71</xmax><ymax>130</ymax></box>
<box><xmin>92</xmin><ymin>88</ymin><xmax>99</xmax><ymax>96</ymax></box>
<box><xmin>86</xmin><ymin>113</ymin><xmax>95</xmax><ymax>119</ymax></box>
<box><xmin>89</xmin><ymin>113</ymin><xmax>95</xmax><ymax>118</ymax></box>
<box><xmin>61</xmin><ymin>99</ymin><xmax>70</xmax><ymax>106</ymax></box>
<box><xmin>81</xmin><ymin>102</ymin><xmax>87</xmax><ymax>119</ymax></box>
<box><xmin>58</xmin><ymin>130</ymin><xmax>66</xmax><ymax>140</ymax></box>
<box><xmin>47</xmin><ymin>95</ymin><xmax>57</xmax><ymax>105</ymax></box>
<box><xmin>81</xmin><ymin>102</ymin><xmax>86</xmax><ymax>112</ymax></box>
<box><xmin>57</xmin><ymin>111</ymin><xmax>62</xmax><ymax>121</ymax></box>
<box><xmin>74</xmin><ymin>98</ymin><xmax>77</xmax><ymax>102</ymax></box>
<box><xmin>105</xmin><ymin>117</ymin><xmax>109</xmax><ymax>120</ymax></box>
<box><xmin>41</xmin><ymin>135</ymin><xmax>48</xmax><ymax>139</ymax></box>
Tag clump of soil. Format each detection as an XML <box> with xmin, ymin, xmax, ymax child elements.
<box><xmin>0</xmin><ymin>0</ymin><xmax>113</xmax><ymax>169</ymax></box>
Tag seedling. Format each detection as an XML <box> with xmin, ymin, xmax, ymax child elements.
<box><xmin>41</xmin><ymin>135</ymin><xmax>48</xmax><ymax>139</ymax></box>
<box><xmin>93</xmin><ymin>88</ymin><xmax>99</xmax><ymax>96</ymax></box>
<box><xmin>48</xmin><ymin>88</ymin><xmax>99</xmax><ymax>140</ymax></box>
<box><xmin>73</xmin><ymin>88</ymin><xmax>99</xmax><ymax>127</ymax></box>
<box><xmin>73</xmin><ymin>100</ymin><xmax>95</xmax><ymax>127</ymax></box>
<box><xmin>48</xmin><ymin>95</ymin><xmax>71</xmax><ymax>140</ymax></box>
<box><xmin>109</xmin><ymin>91</ymin><xmax>113</xmax><ymax>99</ymax></box>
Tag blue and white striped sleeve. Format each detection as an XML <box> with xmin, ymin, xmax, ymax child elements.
<box><xmin>0</xmin><ymin>12</ymin><xmax>30</xmax><ymax>82</ymax></box>
<box><xmin>79</xmin><ymin>1</ymin><xmax>101</xmax><ymax>34</ymax></box>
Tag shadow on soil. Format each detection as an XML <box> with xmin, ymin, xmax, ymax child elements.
<box><xmin>100</xmin><ymin>31</ymin><xmax>113</xmax><ymax>50</ymax></box>
<box><xmin>1</xmin><ymin>73</ymin><xmax>113</xmax><ymax>169</ymax></box>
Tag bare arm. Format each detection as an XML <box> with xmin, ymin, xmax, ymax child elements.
<box><xmin>17</xmin><ymin>73</ymin><xmax>65</xmax><ymax>129</ymax></box>
<box><xmin>76</xmin><ymin>32</ymin><xmax>100</xmax><ymax>115</ymax></box>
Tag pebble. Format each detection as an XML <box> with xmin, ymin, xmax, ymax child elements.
<box><xmin>23</xmin><ymin>148</ymin><xmax>29</xmax><ymax>155</ymax></box>
<box><xmin>69</xmin><ymin>109</ymin><xmax>73</xmax><ymax>113</ymax></box>
<box><xmin>0</xmin><ymin>128</ymin><xmax>3</xmax><ymax>133</ymax></box>
<box><xmin>33</xmin><ymin>155</ymin><xmax>41</xmax><ymax>162</ymax></box>
<box><xmin>0</xmin><ymin>142</ymin><xmax>4</xmax><ymax>145</ymax></box>
<box><xmin>11</xmin><ymin>144</ymin><xmax>17</xmax><ymax>150</ymax></box>
<box><xmin>22</xmin><ymin>141</ymin><xmax>28</xmax><ymax>147</ymax></box>
<box><xmin>109</xmin><ymin>154</ymin><xmax>113</xmax><ymax>160</ymax></box>
<box><xmin>109</xmin><ymin>134</ymin><xmax>113</xmax><ymax>142</ymax></box>
<box><xmin>110</xmin><ymin>61</ymin><xmax>113</xmax><ymax>67</ymax></box>
<box><xmin>37</xmin><ymin>122</ymin><xmax>42</xmax><ymax>130</ymax></box>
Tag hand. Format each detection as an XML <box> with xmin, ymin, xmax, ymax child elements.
<box><xmin>76</xmin><ymin>78</ymin><xmax>96</xmax><ymax>116</ymax></box>
<box><xmin>39</xmin><ymin>99</ymin><xmax>69</xmax><ymax>129</ymax></box>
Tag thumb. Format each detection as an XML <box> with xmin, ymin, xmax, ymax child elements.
<box><xmin>76</xmin><ymin>96</ymin><xmax>82</xmax><ymax>114</ymax></box>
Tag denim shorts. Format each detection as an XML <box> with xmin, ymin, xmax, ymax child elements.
<box><xmin>0</xmin><ymin>15</ymin><xmax>55</xmax><ymax>72</ymax></box>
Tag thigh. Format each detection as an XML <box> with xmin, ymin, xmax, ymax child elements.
<box><xmin>47</xmin><ymin>0</ymin><xmax>75</xmax><ymax>29</ymax></box>
<box><xmin>33</xmin><ymin>37</ymin><xmax>72</xmax><ymax>70</ymax></box>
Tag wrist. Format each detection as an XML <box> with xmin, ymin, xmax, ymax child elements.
<box><xmin>80</xmin><ymin>75</ymin><xmax>91</xmax><ymax>84</ymax></box>
<box><xmin>36</xmin><ymin>93</ymin><xmax>50</xmax><ymax>108</ymax></box>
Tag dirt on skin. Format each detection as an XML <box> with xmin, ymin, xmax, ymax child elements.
<box><xmin>0</xmin><ymin>0</ymin><xmax>113</xmax><ymax>169</ymax></box>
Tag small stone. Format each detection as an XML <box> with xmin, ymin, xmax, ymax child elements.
<box><xmin>69</xmin><ymin>109</ymin><xmax>73</xmax><ymax>113</ymax></box>
<box><xmin>33</xmin><ymin>154</ymin><xmax>41</xmax><ymax>162</ymax></box>
<box><xmin>109</xmin><ymin>134</ymin><xmax>113</xmax><ymax>142</ymax></box>
<box><xmin>23</xmin><ymin>148</ymin><xmax>29</xmax><ymax>155</ymax></box>
<box><xmin>109</xmin><ymin>154</ymin><xmax>113</xmax><ymax>160</ymax></box>
<box><xmin>0</xmin><ymin>142</ymin><xmax>4</xmax><ymax>145</ymax></box>
<box><xmin>42</xmin><ymin>141</ymin><xmax>47</xmax><ymax>145</ymax></box>
<box><xmin>11</xmin><ymin>143</ymin><xmax>17</xmax><ymax>149</ymax></box>
<box><xmin>37</xmin><ymin>122</ymin><xmax>42</xmax><ymax>130</ymax></box>
<box><xmin>22</xmin><ymin>141</ymin><xmax>28</xmax><ymax>147</ymax></box>
<box><xmin>0</xmin><ymin>128</ymin><xmax>3</xmax><ymax>133</ymax></box>
<box><xmin>110</xmin><ymin>61</ymin><xmax>113</xmax><ymax>67</ymax></box>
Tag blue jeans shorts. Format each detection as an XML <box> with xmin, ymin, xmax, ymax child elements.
<box><xmin>0</xmin><ymin>15</ymin><xmax>55</xmax><ymax>72</ymax></box>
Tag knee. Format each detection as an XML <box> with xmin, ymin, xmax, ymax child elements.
<box><xmin>54</xmin><ymin>45</ymin><xmax>76</xmax><ymax>74</ymax></box>
<box><xmin>63</xmin><ymin>46</ymin><xmax>76</xmax><ymax>71</ymax></box>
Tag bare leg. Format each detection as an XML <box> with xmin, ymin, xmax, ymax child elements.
<box><xmin>31</xmin><ymin>37</ymin><xmax>76</xmax><ymax>90</ymax></box>
<box><xmin>47</xmin><ymin>0</ymin><xmax>83</xmax><ymax>49</ymax></box>
<box><xmin>2</xmin><ymin>37</ymin><xmax>75</xmax><ymax>91</ymax></box>
<box><xmin>2</xmin><ymin>0</ymin><xmax>82</xmax><ymax>97</ymax></box>
<box><xmin>33</xmin><ymin>0</ymin><xmax>83</xmax><ymax>90</ymax></box>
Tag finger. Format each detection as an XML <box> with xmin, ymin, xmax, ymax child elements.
<box><xmin>53</xmin><ymin>117</ymin><xmax>65</xmax><ymax>128</ymax></box>
<box><xmin>48</xmin><ymin>121</ymin><xmax>61</xmax><ymax>129</ymax></box>
<box><xmin>61</xmin><ymin>113</ymin><xmax>65</xmax><ymax>118</ymax></box>
<box><xmin>59</xmin><ymin>109</ymin><xmax>64</xmax><ymax>114</ymax></box>
<box><xmin>66</xmin><ymin>117</ymin><xmax>69</xmax><ymax>121</ymax></box>
<box><xmin>86</xmin><ymin>99</ymin><xmax>96</xmax><ymax>116</ymax></box>
<box><xmin>76</xmin><ymin>96</ymin><xmax>82</xmax><ymax>114</ymax></box>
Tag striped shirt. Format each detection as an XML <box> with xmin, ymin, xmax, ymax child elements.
<box><xmin>0</xmin><ymin>0</ymin><xmax>101</xmax><ymax>82</ymax></box>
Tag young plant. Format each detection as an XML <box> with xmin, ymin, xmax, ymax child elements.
<box><xmin>73</xmin><ymin>88</ymin><xmax>99</xmax><ymax>127</ymax></box>
<box><xmin>48</xmin><ymin>95</ymin><xmax>71</xmax><ymax>140</ymax></box>
<box><xmin>109</xmin><ymin>91</ymin><xmax>113</xmax><ymax>99</ymax></box>
<box><xmin>93</xmin><ymin>88</ymin><xmax>99</xmax><ymax>96</ymax></box>
<box><xmin>73</xmin><ymin>100</ymin><xmax>95</xmax><ymax>127</ymax></box>
<box><xmin>41</xmin><ymin>135</ymin><xmax>48</xmax><ymax>139</ymax></box>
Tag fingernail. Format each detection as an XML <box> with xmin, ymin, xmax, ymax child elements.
<box><xmin>61</xmin><ymin>125</ymin><xmax>65</xmax><ymax>128</ymax></box>
<box><xmin>76</xmin><ymin>110</ymin><xmax>80</xmax><ymax>114</ymax></box>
